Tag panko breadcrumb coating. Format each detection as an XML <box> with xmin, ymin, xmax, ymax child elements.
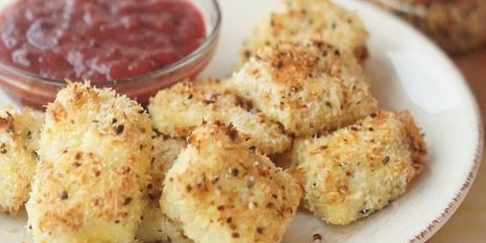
<box><xmin>0</xmin><ymin>107</ymin><xmax>43</xmax><ymax>214</ymax></box>
<box><xmin>26</xmin><ymin>82</ymin><xmax>153</xmax><ymax>243</ymax></box>
<box><xmin>137</xmin><ymin>137</ymin><xmax>193</xmax><ymax>243</ymax></box>
<box><xmin>229</xmin><ymin>41</ymin><xmax>378</xmax><ymax>136</ymax></box>
<box><xmin>287</xmin><ymin>110</ymin><xmax>426</xmax><ymax>225</ymax></box>
<box><xmin>241</xmin><ymin>0</ymin><xmax>369</xmax><ymax>63</ymax></box>
<box><xmin>148</xmin><ymin>79</ymin><xmax>291</xmax><ymax>154</ymax></box>
<box><xmin>160</xmin><ymin>123</ymin><xmax>302</xmax><ymax>243</ymax></box>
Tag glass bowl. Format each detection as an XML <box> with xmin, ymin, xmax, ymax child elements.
<box><xmin>0</xmin><ymin>0</ymin><xmax>221</xmax><ymax>109</ymax></box>
<box><xmin>366</xmin><ymin>0</ymin><xmax>486</xmax><ymax>55</ymax></box>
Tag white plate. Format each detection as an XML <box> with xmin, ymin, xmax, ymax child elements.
<box><xmin>0</xmin><ymin>0</ymin><xmax>483</xmax><ymax>243</ymax></box>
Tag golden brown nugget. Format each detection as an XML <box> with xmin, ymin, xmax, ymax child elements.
<box><xmin>26</xmin><ymin>82</ymin><xmax>153</xmax><ymax>243</ymax></box>
<box><xmin>0</xmin><ymin>107</ymin><xmax>43</xmax><ymax>214</ymax></box>
<box><xmin>160</xmin><ymin>123</ymin><xmax>302</xmax><ymax>243</ymax></box>
<box><xmin>287</xmin><ymin>111</ymin><xmax>426</xmax><ymax>225</ymax></box>
<box><xmin>148</xmin><ymin>80</ymin><xmax>291</xmax><ymax>154</ymax></box>
<box><xmin>136</xmin><ymin>137</ymin><xmax>193</xmax><ymax>243</ymax></box>
<box><xmin>241</xmin><ymin>0</ymin><xmax>369</xmax><ymax>62</ymax></box>
<box><xmin>229</xmin><ymin>41</ymin><xmax>378</xmax><ymax>136</ymax></box>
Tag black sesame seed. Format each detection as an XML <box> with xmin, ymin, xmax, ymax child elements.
<box><xmin>123</xmin><ymin>197</ymin><xmax>132</xmax><ymax>205</ymax></box>
<box><xmin>313</xmin><ymin>233</ymin><xmax>322</xmax><ymax>241</ymax></box>
<box><xmin>60</xmin><ymin>191</ymin><xmax>69</xmax><ymax>200</ymax></box>
<box><xmin>382</xmin><ymin>156</ymin><xmax>390</xmax><ymax>165</ymax></box>
<box><xmin>228</xmin><ymin>129</ymin><xmax>237</xmax><ymax>141</ymax></box>
<box><xmin>115</xmin><ymin>124</ymin><xmax>124</xmax><ymax>134</ymax></box>
<box><xmin>229</xmin><ymin>168</ymin><xmax>239</xmax><ymax>177</ymax></box>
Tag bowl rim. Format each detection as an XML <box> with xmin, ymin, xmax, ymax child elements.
<box><xmin>0</xmin><ymin>0</ymin><xmax>222</xmax><ymax>85</ymax></box>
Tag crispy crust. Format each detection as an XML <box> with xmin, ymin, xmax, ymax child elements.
<box><xmin>136</xmin><ymin>137</ymin><xmax>192</xmax><ymax>243</ymax></box>
<box><xmin>0</xmin><ymin>107</ymin><xmax>43</xmax><ymax>214</ymax></box>
<box><xmin>148</xmin><ymin>79</ymin><xmax>292</xmax><ymax>154</ymax></box>
<box><xmin>26</xmin><ymin>82</ymin><xmax>153</xmax><ymax>243</ymax></box>
<box><xmin>287</xmin><ymin>110</ymin><xmax>427</xmax><ymax>225</ymax></box>
<box><xmin>160</xmin><ymin>123</ymin><xmax>302</xmax><ymax>243</ymax></box>
<box><xmin>241</xmin><ymin>0</ymin><xmax>368</xmax><ymax>63</ymax></box>
<box><xmin>229</xmin><ymin>41</ymin><xmax>378</xmax><ymax>136</ymax></box>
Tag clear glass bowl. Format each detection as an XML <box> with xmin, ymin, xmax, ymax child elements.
<box><xmin>0</xmin><ymin>0</ymin><xmax>221</xmax><ymax>109</ymax></box>
<box><xmin>366</xmin><ymin>0</ymin><xmax>486</xmax><ymax>55</ymax></box>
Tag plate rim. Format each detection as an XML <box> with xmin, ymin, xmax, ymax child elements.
<box><xmin>352</xmin><ymin>1</ymin><xmax>485</xmax><ymax>242</ymax></box>
<box><xmin>336</xmin><ymin>1</ymin><xmax>485</xmax><ymax>241</ymax></box>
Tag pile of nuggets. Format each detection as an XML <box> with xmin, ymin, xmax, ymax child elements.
<box><xmin>0</xmin><ymin>0</ymin><xmax>427</xmax><ymax>243</ymax></box>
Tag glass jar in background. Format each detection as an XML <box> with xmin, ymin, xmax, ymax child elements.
<box><xmin>366</xmin><ymin>0</ymin><xmax>486</xmax><ymax>55</ymax></box>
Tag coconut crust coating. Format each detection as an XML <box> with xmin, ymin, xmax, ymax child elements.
<box><xmin>148</xmin><ymin>79</ymin><xmax>291</xmax><ymax>154</ymax></box>
<box><xmin>287</xmin><ymin>110</ymin><xmax>426</xmax><ymax>225</ymax></box>
<box><xmin>229</xmin><ymin>41</ymin><xmax>378</xmax><ymax>136</ymax></box>
<box><xmin>241</xmin><ymin>0</ymin><xmax>369</xmax><ymax>63</ymax></box>
<box><xmin>26</xmin><ymin>82</ymin><xmax>153</xmax><ymax>243</ymax></box>
<box><xmin>0</xmin><ymin>107</ymin><xmax>43</xmax><ymax>215</ymax></box>
<box><xmin>160</xmin><ymin>123</ymin><xmax>302</xmax><ymax>243</ymax></box>
<box><xmin>137</xmin><ymin>137</ymin><xmax>192</xmax><ymax>243</ymax></box>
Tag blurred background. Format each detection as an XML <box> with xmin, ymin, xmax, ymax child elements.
<box><xmin>365</xmin><ymin>0</ymin><xmax>486</xmax><ymax>241</ymax></box>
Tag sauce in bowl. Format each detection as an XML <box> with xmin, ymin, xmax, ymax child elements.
<box><xmin>0</xmin><ymin>0</ymin><xmax>206</xmax><ymax>81</ymax></box>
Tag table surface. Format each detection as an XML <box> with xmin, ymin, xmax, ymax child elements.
<box><xmin>428</xmin><ymin>48</ymin><xmax>486</xmax><ymax>242</ymax></box>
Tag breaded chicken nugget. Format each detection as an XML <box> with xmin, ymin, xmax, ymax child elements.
<box><xmin>26</xmin><ymin>82</ymin><xmax>153</xmax><ymax>243</ymax></box>
<box><xmin>160</xmin><ymin>123</ymin><xmax>302</xmax><ymax>243</ymax></box>
<box><xmin>137</xmin><ymin>137</ymin><xmax>193</xmax><ymax>243</ymax></box>
<box><xmin>229</xmin><ymin>41</ymin><xmax>378</xmax><ymax>136</ymax></box>
<box><xmin>241</xmin><ymin>0</ymin><xmax>369</xmax><ymax>62</ymax></box>
<box><xmin>148</xmin><ymin>79</ymin><xmax>291</xmax><ymax>154</ymax></box>
<box><xmin>0</xmin><ymin>107</ymin><xmax>43</xmax><ymax>214</ymax></box>
<box><xmin>287</xmin><ymin>110</ymin><xmax>426</xmax><ymax>225</ymax></box>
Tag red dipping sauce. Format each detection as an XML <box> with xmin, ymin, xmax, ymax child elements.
<box><xmin>0</xmin><ymin>0</ymin><xmax>206</xmax><ymax>81</ymax></box>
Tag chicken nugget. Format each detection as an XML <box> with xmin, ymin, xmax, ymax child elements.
<box><xmin>148</xmin><ymin>79</ymin><xmax>291</xmax><ymax>154</ymax></box>
<box><xmin>161</xmin><ymin>123</ymin><xmax>302</xmax><ymax>243</ymax></box>
<box><xmin>136</xmin><ymin>137</ymin><xmax>192</xmax><ymax>243</ymax></box>
<box><xmin>241</xmin><ymin>0</ymin><xmax>369</xmax><ymax>63</ymax></box>
<box><xmin>229</xmin><ymin>41</ymin><xmax>378</xmax><ymax>136</ymax></box>
<box><xmin>287</xmin><ymin>110</ymin><xmax>426</xmax><ymax>225</ymax></box>
<box><xmin>0</xmin><ymin>107</ymin><xmax>43</xmax><ymax>214</ymax></box>
<box><xmin>26</xmin><ymin>82</ymin><xmax>153</xmax><ymax>243</ymax></box>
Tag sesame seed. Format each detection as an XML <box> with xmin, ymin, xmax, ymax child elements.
<box><xmin>382</xmin><ymin>156</ymin><xmax>390</xmax><ymax>165</ymax></box>
<box><xmin>123</xmin><ymin>197</ymin><xmax>132</xmax><ymax>205</ymax></box>
<box><xmin>60</xmin><ymin>191</ymin><xmax>69</xmax><ymax>200</ymax></box>
<box><xmin>228</xmin><ymin>168</ymin><xmax>239</xmax><ymax>177</ymax></box>
<box><xmin>115</xmin><ymin>124</ymin><xmax>124</xmax><ymax>134</ymax></box>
